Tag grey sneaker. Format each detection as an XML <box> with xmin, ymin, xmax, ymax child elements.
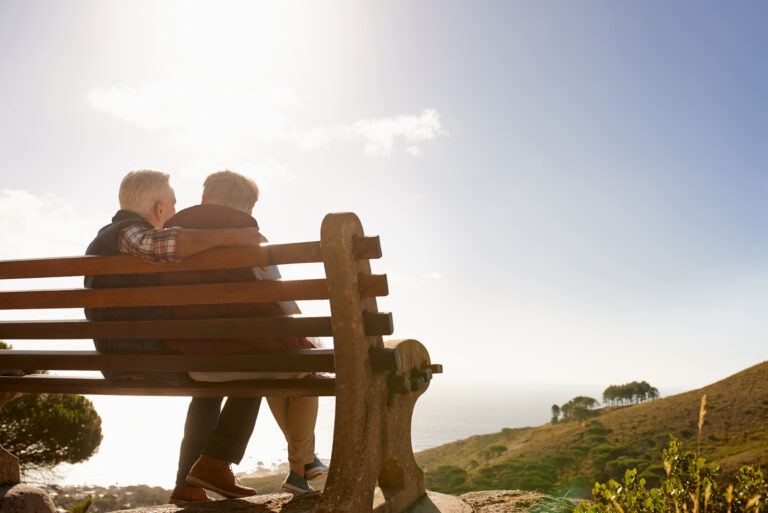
<box><xmin>281</xmin><ymin>471</ymin><xmax>315</xmax><ymax>495</ymax></box>
<box><xmin>304</xmin><ymin>457</ymin><xmax>329</xmax><ymax>481</ymax></box>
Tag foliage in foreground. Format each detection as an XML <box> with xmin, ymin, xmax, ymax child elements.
<box><xmin>67</xmin><ymin>494</ymin><xmax>93</xmax><ymax>513</ymax></box>
<box><xmin>574</xmin><ymin>438</ymin><xmax>767</xmax><ymax>513</ymax></box>
<box><xmin>0</xmin><ymin>393</ymin><xmax>102</xmax><ymax>471</ymax></box>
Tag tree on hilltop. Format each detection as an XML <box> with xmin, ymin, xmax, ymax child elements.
<box><xmin>603</xmin><ymin>380</ymin><xmax>659</xmax><ymax>407</ymax></box>
<box><xmin>551</xmin><ymin>404</ymin><xmax>560</xmax><ymax>424</ymax></box>
<box><xmin>559</xmin><ymin>396</ymin><xmax>600</xmax><ymax>422</ymax></box>
<box><xmin>570</xmin><ymin>396</ymin><xmax>599</xmax><ymax>409</ymax></box>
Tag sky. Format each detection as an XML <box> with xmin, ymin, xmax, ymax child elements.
<box><xmin>1</xmin><ymin>1</ymin><xmax>767</xmax><ymax>394</ymax></box>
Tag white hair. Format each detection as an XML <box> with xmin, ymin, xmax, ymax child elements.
<box><xmin>203</xmin><ymin>170</ymin><xmax>259</xmax><ymax>213</ymax></box>
<box><xmin>119</xmin><ymin>170</ymin><xmax>172</xmax><ymax>215</ymax></box>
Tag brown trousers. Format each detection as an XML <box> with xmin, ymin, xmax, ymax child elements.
<box><xmin>267</xmin><ymin>395</ymin><xmax>319</xmax><ymax>470</ymax></box>
<box><xmin>190</xmin><ymin>370</ymin><xmax>319</xmax><ymax>470</ymax></box>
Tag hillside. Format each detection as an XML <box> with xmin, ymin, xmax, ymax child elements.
<box><xmin>45</xmin><ymin>361</ymin><xmax>768</xmax><ymax>510</ymax></box>
<box><xmin>415</xmin><ymin>360</ymin><xmax>768</xmax><ymax>497</ymax></box>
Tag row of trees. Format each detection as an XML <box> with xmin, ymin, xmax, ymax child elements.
<box><xmin>602</xmin><ymin>380</ymin><xmax>659</xmax><ymax>406</ymax></box>
<box><xmin>551</xmin><ymin>381</ymin><xmax>660</xmax><ymax>423</ymax></box>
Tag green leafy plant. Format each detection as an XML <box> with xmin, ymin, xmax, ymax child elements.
<box><xmin>575</xmin><ymin>395</ymin><xmax>767</xmax><ymax>513</ymax></box>
<box><xmin>68</xmin><ymin>494</ymin><xmax>93</xmax><ymax>513</ymax></box>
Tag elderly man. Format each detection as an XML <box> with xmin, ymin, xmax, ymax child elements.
<box><xmin>85</xmin><ymin>170</ymin><xmax>263</xmax><ymax>503</ymax></box>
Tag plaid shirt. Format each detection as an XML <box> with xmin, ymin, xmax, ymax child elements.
<box><xmin>117</xmin><ymin>222</ymin><xmax>182</xmax><ymax>263</ymax></box>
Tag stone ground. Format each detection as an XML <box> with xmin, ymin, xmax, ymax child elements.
<box><xmin>104</xmin><ymin>490</ymin><xmax>584</xmax><ymax>513</ymax></box>
<box><xmin>459</xmin><ymin>491</ymin><xmax>583</xmax><ymax>513</ymax></box>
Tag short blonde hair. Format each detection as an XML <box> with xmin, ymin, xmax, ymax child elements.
<box><xmin>203</xmin><ymin>170</ymin><xmax>259</xmax><ymax>213</ymax></box>
<box><xmin>119</xmin><ymin>170</ymin><xmax>172</xmax><ymax>215</ymax></box>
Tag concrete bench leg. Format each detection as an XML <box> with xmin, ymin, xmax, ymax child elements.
<box><xmin>316</xmin><ymin>339</ymin><xmax>430</xmax><ymax>513</ymax></box>
<box><xmin>318</xmin><ymin>213</ymin><xmax>434</xmax><ymax>513</ymax></box>
<box><xmin>373</xmin><ymin>338</ymin><xmax>431</xmax><ymax>513</ymax></box>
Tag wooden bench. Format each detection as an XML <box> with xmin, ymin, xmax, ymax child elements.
<box><xmin>0</xmin><ymin>212</ymin><xmax>441</xmax><ymax>513</ymax></box>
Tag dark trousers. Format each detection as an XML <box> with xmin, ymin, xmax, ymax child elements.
<box><xmin>175</xmin><ymin>396</ymin><xmax>262</xmax><ymax>487</ymax></box>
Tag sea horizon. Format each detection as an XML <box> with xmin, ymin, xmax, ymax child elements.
<box><xmin>46</xmin><ymin>380</ymin><xmax>683</xmax><ymax>489</ymax></box>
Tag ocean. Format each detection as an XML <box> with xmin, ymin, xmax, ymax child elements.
<box><xmin>49</xmin><ymin>380</ymin><xmax>615</xmax><ymax>488</ymax></box>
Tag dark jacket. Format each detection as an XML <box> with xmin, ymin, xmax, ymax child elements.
<box><xmin>85</xmin><ymin>210</ymin><xmax>183</xmax><ymax>380</ymax></box>
<box><xmin>162</xmin><ymin>203</ymin><xmax>314</xmax><ymax>356</ymax></box>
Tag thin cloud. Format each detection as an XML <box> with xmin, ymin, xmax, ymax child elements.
<box><xmin>87</xmin><ymin>78</ymin><xmax>446</xmax><ymax>156</ymax></box>
<box><xmin>0</xmin><ymin>189</ymin><xmax>99</xmax><ymax>259</ymax></box>
<box><xmin>297</xmin><ymin>109</ymin><xmax>446</xmax><ymax>156</ymax></box>
<box><xmin>87</xmin><ymin>78</ymin><xmax>299</xmax><ymax>139</ymax></box>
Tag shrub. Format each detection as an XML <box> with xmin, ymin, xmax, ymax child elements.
<box><xmin>574</xmin><ymin>437</ymin><xmax>767</xmax><ymax>512</ymax></box>
<box><xmin>585</xmin><ymin>421</ymin><xmax>611</xmax><ymax>437</ymax></box>
<box><xmin>568</xmin><ymin>443</ymin><xmax>591</xmax><ymax>455</ymax></box>
<box><xmin>481</xmin><ymin>444</ymin><xmax>507</xmax><ymax>460</ymax></box>
<box><xmin>425</xmin><ymin>465</ymin><xmax>468</xmax><ymax>494</ymax></box>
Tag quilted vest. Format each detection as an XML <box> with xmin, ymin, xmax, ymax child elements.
<box><xmin>84</xmin><ymin>210</ymin><xmax>172</xmax><ymax>355</ymax></box>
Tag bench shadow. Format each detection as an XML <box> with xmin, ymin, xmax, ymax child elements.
<box><xmin>402</xmin><ymin>494</ymin><xmax>442</xmax><ymax>513</ymax></box>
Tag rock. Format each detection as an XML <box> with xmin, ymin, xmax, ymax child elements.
<box><xmin>459</xmin><ymin>490</ymin><xmax>584</xmax><ymax>513</ymax></box>
<box><xmin>107</xmin><ymin>490</ymin><xmax>471</xmax><ymax>513</ymax></box>
<box><xmin>0</xmin><ymin>448</ymin><xmax>19</xmax><ymax>486</ymax></box>
<box><xmin>0</xmin><ymin>484</ymin><xmax>56</xmax><ymax>513</ymax></box>
<box><xmin>109</xmin><ymin>492</ymin><xmax>319</xmax><ymax>513</ymax></box>
<box><xmin>406</xmin><ymin>491</ymin><xmax>473</xmax><ymax>513</ymax></box>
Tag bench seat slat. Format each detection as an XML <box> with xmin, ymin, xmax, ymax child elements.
<box><xmin>0</xmin><ymin>375</ymin><xmax>336</xmax><ymax>397</ymax></box>
<box><xmin>0</xmin><ymin>349</ymin><xmax>335</xmax><ymax>372</ymax></box>
<box><xmin>0</xmin><ymin>312</ymin><xmax>393</xmax><ymax>339</ymax></box>
<box><xmin>0</xmin><ymin>275</ymin><xmax>388</xmax><ymax>310</ymax></box>
<box><xmin>0</xmin><ymin>279</ymin><xmax>326</xmax><ymax>309</ymax></box>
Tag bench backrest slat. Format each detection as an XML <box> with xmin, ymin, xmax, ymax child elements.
<box><xmin>0</xmin><ymin>243</ymin><xmax>317</xmax><ymax>279</ymax></box>
<box><xmin>0</xmin><ymin>312</ymin><xmax>393</xmax><ymax>339</ymax></box>
<box><xmin>0</xmin><ymin>237</ymin><xmax>381</xmax><ymax>279</ymax></box>
<box><xmin>0</xmin><ymin>275</ymin><xmax>388</xmax><ymax>310</ymax></box>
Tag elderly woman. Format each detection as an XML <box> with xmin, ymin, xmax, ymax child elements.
<box><xmin>162</xmin><ymin>170</ymin><xmax>327</xmax><ymax>501</ymax></box>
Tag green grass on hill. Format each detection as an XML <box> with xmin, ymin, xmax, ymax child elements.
<box><xmin>415</xmin><ymin>360</ymin><xmax>768</xmax><ymax>498</ymax></box>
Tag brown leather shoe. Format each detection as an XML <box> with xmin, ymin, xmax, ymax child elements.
<box><xmin>168</xmin><ymin>485</ymin><xmax>214</xmax><ymax>504</ymax></box>
<box><xmin>186</xmin><ymin>454</ymin><xmax>257</xmax><ymax>499</ymax></box>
